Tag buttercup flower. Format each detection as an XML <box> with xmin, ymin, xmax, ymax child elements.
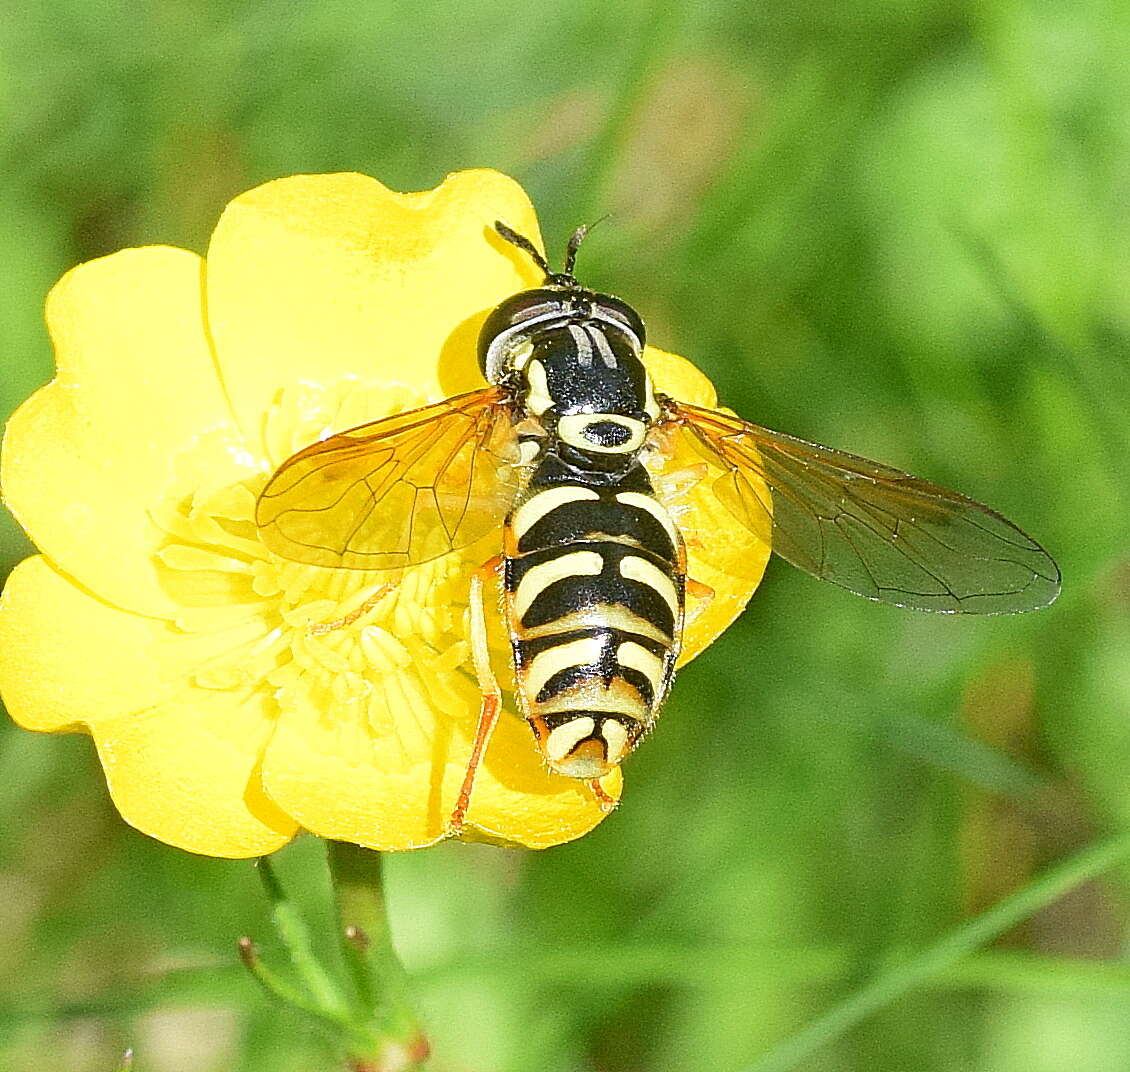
<box><xmin>0</xmin><ymin>170</ymin><xmax>769</xmax><ymax>857</ymax></box>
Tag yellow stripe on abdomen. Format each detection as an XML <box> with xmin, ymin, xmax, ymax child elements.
<box><xmin>616</xmin><ymin>640</ymin><xmax>666</xmax><ymax>697</ymax></box>
<box><xmin>619</xmin><ymin>554</ymin><xmax>681</xmax><ymax>622</ymax></box>
<box><xmin>512</xmin><ymin>550</ymin><xmax>604</xmax><ymax>620</ymax></box>
<box><xmin>615</xmin><ymin>491</ymin><xmax>681</xmax><ymax>550</ymax></box>
<box><xmin>524</xmin><ymin>635</ymin><xmax>605</xmax><ymax>699</ymax></box>
<box><xmin>514</xmin><ymin>605</ymin><xmax>672</xmax><ymax>645</ymax></box>
<box><xmin>511</xmin><ymin>486</ymin><xmax>599</xmax><ymax>543</ymax></box>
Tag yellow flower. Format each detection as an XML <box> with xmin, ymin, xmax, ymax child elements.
<box><xmin>0</xmin><ymin>170</ymin><xmax>769</xmax><ymax>857</ymax></box>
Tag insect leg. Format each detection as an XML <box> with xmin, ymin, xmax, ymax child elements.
<box><xmin>588</xmin><ymin>779</ymin><xmax>618</xmax><ymax>813</ymax></box>
<box><xmin>650</xmin><ymin>460</ymin><xmax>709</xmax><ymax>503</ymax></box>
<box><xmin>447</xmin><ymin>556</ymin><xmax>504</xmax><ymax>836</ymax></box>
<box><xmin>307</xmin><ymin>583</ymin><xmax>395</xmax><ymax>635</ymax></box>
<box><xmin>684</xmin><ymin>577</ymin><xmax>716</xmax><ymax>627</ymax></box>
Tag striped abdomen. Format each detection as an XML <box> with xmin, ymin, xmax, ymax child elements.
<box><xmin>502</xmin><ymin>464</ymin><xmax>684</xmax><ymax>778</ymax></box>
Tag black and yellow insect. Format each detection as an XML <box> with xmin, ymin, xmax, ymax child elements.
<box><xmin>256</xmin><ymin>221</ymin><xmax>1060</xmax><ymax>831</ymax></box>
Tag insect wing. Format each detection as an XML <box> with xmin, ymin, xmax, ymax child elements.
<box><xmin>664</xmin><ymin>401</ymin><xmax>1061</xmax><ymax>613</ymax></box>
<box><xmin>257</xmin><ymin>386</ymin><xmax>520</xmax><ymax>570</ymax></box>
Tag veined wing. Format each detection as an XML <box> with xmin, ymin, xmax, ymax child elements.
<box><xmin>256</xmin><ymin>386</ymin><xmax>520</xmax><ymax>570</ymax></box>
<box><xmin>663</xmin><ymin>400</ymin><xmax>1061</xmax><ymax>613</ymax></box>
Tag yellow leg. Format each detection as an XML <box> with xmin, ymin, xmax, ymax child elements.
<box><xmin>652</xmin><ymin>461</ymin><xmax>708</xmax><ymax>502</ymax></box>
<box><xmin>448</xmin><ymin>557</ymin><xmax>503</xmax><ymax>836</ymax></box>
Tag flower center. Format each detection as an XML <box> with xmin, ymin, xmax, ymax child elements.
<box><xmin>150</xmin><ymin>379</ymin><xmax>486</xmax><ymax>744</ymax></box>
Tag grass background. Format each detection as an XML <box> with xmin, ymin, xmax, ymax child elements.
<box><xmin>2</xmin><ymin>1</ymin><xmax>1129</xmax><ymax>1069</ymax></box>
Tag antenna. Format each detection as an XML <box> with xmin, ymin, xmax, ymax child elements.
<box><xmin>494</xmin><ymin>221</ymin><xmax>551</xmax><ymax>278</ymax></box>
<box><xmin>494</xmin><ymin>216</ymin><xmax>611</xmax><ymax>284</ymax></box>
<box><xmin>562</xmin><ymin>224</ymin><xmax>588</xmax><ymax>278</ymax></box>
<box><xmin>563</xmin><ymin>215</ymin><xmax>609</xmax><ymax>277</ymax></box>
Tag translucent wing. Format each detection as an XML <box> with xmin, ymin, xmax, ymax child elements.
<box><xmin>663</xmin><ymin>400</ymin><xmax>1061</xmax><ymax>613</ymax></box>
<box><xmin>257</xmin><ymin>386</ymin><xmax>520</xmax><ymax>570</ymax></box>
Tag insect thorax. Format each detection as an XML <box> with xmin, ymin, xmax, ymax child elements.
<box><xmin>478</xmin><ymin>285</ymin><xmax>660</xmax><ymax>464</ymax></box>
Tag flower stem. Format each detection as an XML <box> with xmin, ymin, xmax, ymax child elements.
<box><xmin>326</xmin><ymin>841</ymin><xmax>431</xmax><ymax>1071</ymax></box>
<box><xmin>257</xmin><ymin>857</ymin><xmax>349</xmax><ymax>1019</ymax></box>
<box><xmin>237</xmin><ymin>936</ymin><xmax>351</xmax><ymax>1028</ymax></box>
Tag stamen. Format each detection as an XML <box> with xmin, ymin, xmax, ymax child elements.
<box><xmin>152</xmin><ymin>377</ymin><xmax>488</xmax><ymax>822</ymax></box>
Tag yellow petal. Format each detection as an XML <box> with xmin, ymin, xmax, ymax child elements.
<box><xmin>643</xmin><ymin>345</ymin><xmax>718</xmax><ymax>407</ymax></box>
<box><xmin>261</xmin><ymin>674</ymin><xmax>619</xmax><ymax>851</ymax></box>
<box><xmin>642</xmin><ymin>347</ymin><xmax>770</xmax><ymax>664</ymax></box>
<box><xmin>0</xmin><ymin>556</ymin><xmax>296</xmax><ymax>856</ymax></box>
<box><xmin>205</xmin><ymin>170</ymin><xmax>545</xmax><ymax>463</ymax></box>
<box><xmin>92</xmin><ymin>695</ymin><xmax>294</xmax><ymax>858</ymax></box>
<box><xmin>1</xmin><ymin>246</ymin><xmax>249</xmax><ymax>618</ymax></box>
<box><xmin>679</xmin><ymin>489</ymin><xmax>771</xmax><ymax>664</ymax></box>
<box><xmin>0</xmin><ymin>556</ymin><xmax>170</xmax><ymax>731</ymax></box>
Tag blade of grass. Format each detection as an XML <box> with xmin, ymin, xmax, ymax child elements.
<box><xmin>579</xmin><ymin>0</ymin><xmax>688</xmax><ymax>222</ymax></box>
<box><xmin>9</xmin><ymin>940</ymin><xmax>1130</xmax><ymax>1034</ymax></box>
<box><xmin>418</xmin><ymin>942</ymin><xmax>1130</xmax><ymax>997</ymax></box>
<box><xmin>955</xmin><ymin>221</ymin><xmax>1130</xmax><ymax>487</ymax></box>
<box><xmin>739</xmin><ymin>828</ymin><xmax>1130</xmax><ymax>1072</ymax></box>
<box><xmin>0</xmin><ymin>962</ymin><xmax>246</xmax><ymax>1027</ymax></box>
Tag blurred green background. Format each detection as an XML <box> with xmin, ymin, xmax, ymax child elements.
<box><xmin>2</xmin><ymin>1</ymin><xmax>1129</xmax><ymax>1069</ymax></box>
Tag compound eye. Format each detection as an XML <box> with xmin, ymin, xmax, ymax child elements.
<box><xmin>596</xmin><ymin>296</ymin><xmax>646</xmax><ymax>347</ymax></box>
<box><xmin>477</xmin><ymin>288</ymin><xmax>564</xmax><ymax>377</ymax></box>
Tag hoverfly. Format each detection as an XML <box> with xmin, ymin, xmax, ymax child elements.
<box><xmin>256</xmin><ymin>221</ymin><xmax>1060</xmax><ymax>832</ymax></box>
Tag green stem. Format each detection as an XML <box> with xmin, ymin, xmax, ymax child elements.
<box><xmin>237</xmin><ymin>937</ymin><xmax>351</xmax><ymax>1028</ymax></box>
<box><xmin>257</xmin><ymin>857</ymin><xmax>348</xmax><ymax>1018</ymax></box>
<box><xmin>326</xmin><ymin>841</ymin><xmax>430</xmax><ymax>1071</ymax></box>
<box><xmin>741</xmin><ymin>828</ymin><xmax>1130</xmax><ymax>1072</ymax></box>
